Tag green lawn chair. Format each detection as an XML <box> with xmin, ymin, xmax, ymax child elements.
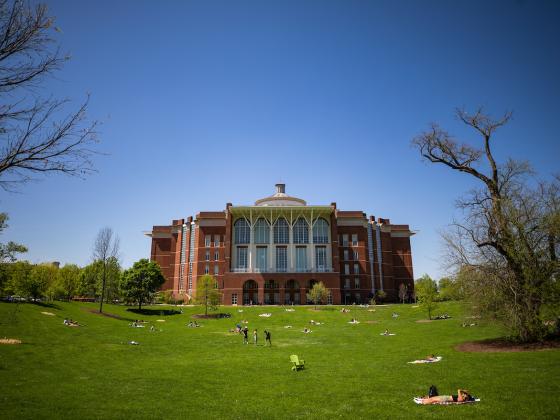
<box><xmin>290</xmin><ymin>354</ymin><xmax>305</xmax><ymax>371</ymax></box>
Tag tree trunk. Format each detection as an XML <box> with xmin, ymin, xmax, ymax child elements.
<box><xmin>99</xmin><ymin>260</ymin><xmax>106</xmax><ymax>313</ymax></box>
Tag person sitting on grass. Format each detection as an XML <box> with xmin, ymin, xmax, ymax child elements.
<box><xmin>418</xmin><ymin>389</ymin><xmax>474</xmax><ymax>404</ymax></box>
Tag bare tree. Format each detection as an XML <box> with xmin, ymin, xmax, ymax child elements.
<box><xmin>0</xmin><ymin>0</ymin><xmax>98</xmax><ymax>191</ymax></box>
<box><xmin>398</xmin><ymin>283</ymin><xmax>408</xmax><ymax>304</ymax></box>
<box><xmin>92</xmin><ymin>227</ymin><xmax>119</xmax><ymax>313</ymax></box>
<box><xmin>413</xmin><ymin>108</ymin><xmax>560</xmax><ymax>341</ymax></box>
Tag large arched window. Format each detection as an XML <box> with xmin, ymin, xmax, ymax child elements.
<box><xmin>313</xmin><ymin>218</ymin><xmax>330</xmax><ymax>244</ymax></box>
<box><xmin>274</xmin><ymin>218</ymin><xmax>289</xmax><ymax>244</ymax></box>
<box><xmin>286</xmin><ymin>279</ymin><xmax>299</xmax><ymax>289</ymax></box>
<box><xmin>254</xmin><ymin>218</ymin><xmax>269</xmax><ymax>244</ymax></box>
<box><xmin>234</xmin><ymin>219</ymin><xmax>250</xmax><ymax>244</ymax></box>
<box><xmin>293</xmin><ymin>218</ymin><xmax>309</xmax><ymax>244</ymax></box>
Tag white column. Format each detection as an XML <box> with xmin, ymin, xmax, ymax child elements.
<box><xmin>289</xmin><ymin>225</ymin><xmax>294</xmax><ymax>271</ymax></box>
<box><xmin>249</xmin><ymin>225</ymin><xmax>253</xmax><ymax>272</ymax></box>
<box><xmin>269</xmin><ymin>221</ymin><xmax>273</xmax><ymax>271</ymax></box>
<box><xmin>310</xmin><ymin>221</ymin><xmax>314</xmax><ymax>271</ymax></box>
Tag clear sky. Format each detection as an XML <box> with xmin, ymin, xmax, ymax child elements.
<box><xmin>2</xmin><ymin>0</ymin><xmax>559</xmax><ymax>279</ymax></box>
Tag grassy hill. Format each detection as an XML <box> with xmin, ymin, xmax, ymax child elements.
<box><xmin>0</xmin><ymin>301</ymin><xmax>558</xmax><ymax>419</ymax></box>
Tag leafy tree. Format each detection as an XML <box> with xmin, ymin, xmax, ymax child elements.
<box><xmin>0</xmin><ymin>213</ymin><xmax>27</xmax><ymax>263</ymax></box>
<box><xmin>76</xmin><ymin>262</ymin><xmax>98</xmax><ymax>298</ymax></box>
<box><xmin>375</xmin><ymin>289</ymin><xmax>387</xmax><ymax>304</ymax></box>
<box><xmin>306</xmin><ymin>281</ymin><xmax>329</xmax><ymax>309</ymax></box>
<box><xmin>16</xmin><ymin>263</ymin><xmax>57</xmax><ymax>301</ymax></box>
<box><xmin>3</xmin><ymin>260</ymin><xmax>32</xmax><ymax>296</ymax></box>
<box><xmin>415</xmin><ymin>274</ymin><xmax>438</xmax><ymax>320</ymax></box>
<box><xmin>438</xmin><ymin>276</ymin><xmax>465</xmax><ymax>301</ymax></box>
<box><xmin>413</xmin><ymin>108</ymin><xmax>560</xmax><ymax>341</ymax></box>
<box><xmin>194</xmin><ymin>275</ymin><xmax>222</xmax><ymax>316</ymax></box>
<box><xmin>120</xmin><ymin>259</ymin><xmax>164</xmax><ymax>310</ymax></box>
<box><xmin>53</xmin><ymin>264</ymin><xmax>81</xmax><ymax>300</ymax></box>
<box><xmin>398</xmin><ymin>283</ymin><xmax>408</xmax><ymax>304</ymax></box>
<box><xmin>0</xmin><ymin>0</ymin><xmax>98</xmax><ymax>191</ymax></box>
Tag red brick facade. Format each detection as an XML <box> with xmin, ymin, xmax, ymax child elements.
<box><xmin>147</xmin><ymin>186</ymin><xmax>414</xmax><ymax>304</ymax></box>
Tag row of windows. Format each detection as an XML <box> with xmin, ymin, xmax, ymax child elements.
<box><xmin>204</xmin><ymin>264</ymin><xmax>220</xmax><ymax>276</ymax></box>
<box><xmin>344</xmin><ymin>278</ymin><xmax>361</xmax><ymax>289</ymax></box>
<box><xmin>236</xmin><ymin>246</ymin><xmax>327</xmax><ymax>271</ymax></box>
<box><xmin>342</xmin><ymin>250</ymin><xmax>360</xmax><ymax>260</ymax></box>
<box><xmin>234</xmin><ymin>218</ymin><xmax>330</xmax><ymax>245</ymax></box>
<box><xmin>205</xmin><ymin>250</ymin><xmax>220</xmax><ymax>261</ymax></box>
<box><xmin>340</xmin><ymin>234</ymin><xmax>359</xmax><ymax>247</ymax></box>
<box><xmin>344</xmin><ymin>263</ymin><xmax>360</xmax><ymax>275</ymax></box>
<box><xmin>204</xmin><ymin>234</ymin><xmax>222</xmax><ymax>248</ymax></box>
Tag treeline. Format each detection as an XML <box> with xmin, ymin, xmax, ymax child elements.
<box><xmin>0</xmin><ymin>258</ymin><xmax>121</xmax><ymax>302</ymax></box>
<box><xmin>0</xmin><ymin>258</ymin><xmax>167</xmax><ymax>309</ymax></box>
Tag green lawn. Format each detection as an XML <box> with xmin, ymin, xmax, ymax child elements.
<box><xmin>0</xmin><ymin>301</ymin><xmax>558</xmax><ymax>419</ymax></box>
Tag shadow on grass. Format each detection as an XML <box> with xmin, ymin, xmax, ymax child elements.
<box><xmin>192</xmin><ymin>312</ymin><xmax>232</xmax><ymax>319</ymax></box>
<box><xmin>31</xmin><ymin>301</ymin><xmax>62</xmax><ymax>310</ymax></box>
<box><xmin>126</xmin><ymin>308</ymin><xmax>182</xmax><ymax>316</ymax></box>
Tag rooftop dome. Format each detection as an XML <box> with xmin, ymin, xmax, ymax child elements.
<box><xmin>254</xmin><ymin>184</ymin><xmax>307</xmax><ymax>206</ymax></box>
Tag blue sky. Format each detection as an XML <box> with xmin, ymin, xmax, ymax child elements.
<box><xmin>2</xmin><ymin>0</ymin><xmax>559</xmax><ymax>279</ymax></box>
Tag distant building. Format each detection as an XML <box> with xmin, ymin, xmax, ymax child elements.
<box><xmin>146</xmin><ymin>184</ymin><xmax>415</xmax><ymax>304</ymax></box>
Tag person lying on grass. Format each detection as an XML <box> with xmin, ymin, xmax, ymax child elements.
<box><xmin>418</xmin><ymin>389</ymin><xmax>474</xmax><ymax>404</ymax></box>
<box><xmin>408</xmin><ymin>355</ymin><xmax>442</xmax><ymax>364</ymax></box>
<box><xmin>63</xmin><ymin>319</ymin><xmax>81</xmax><ymax>327</ymax></box>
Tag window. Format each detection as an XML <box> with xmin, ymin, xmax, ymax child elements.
<box><xmin>354</xmin><ymin>263</ymin><xmax>360</xmax><ymax>274</ymax></box>
<box><xmin>315</xmin><ymin>246</ymin><xmax>327</xmax><ymax>271</ymax></box>
<box><xmin>214</xmin><ymin>234</ymin><xmax>220</xmax><ymax>247</ymax></box>
<box><xmin>254</xmin><ymin>218</ymin><xmax>269</xmax><ymax>244</ymax></box>
<box><xmin>352</xmin><ymin>234</ymin><xmax>358</xmax><ymax>246</ymax></box>
<box><xmin>214</xmin><ymin>265</ymin><xmax>219</xmax><ymax>276</ymax></box>
<box><xmin>234</xmin><ymin>219</ymin><xmax>250</xmax><ymax>244</ymax></box>
<box><xmin>293</xmin><ymin>218</ymin><xmax>309</xmax><ymax>244</ymax></box>
<box><xmin>214</xmin><ymin>251</ymin><xmax>219</xmax><ymax>261</ymax></box>
<box><xmin>353</xmin><ymin>250</ymin><xmax>359</xmax><ymax>260</ymax></box>
<box><xmin>237</xmin><ymin>247</ymin><xmax>247</xmax><ymax>269</ymax></box>
<box><xmin>205</xmin><ymin>235</ymin><xmax>211</xmax><ymax>247</ymax></box>
<box><xmin>204</xmin><ymin>264</ymin><xmax>209</xmax><ymax>274</ymax></box>
<box><xmin>296</xmin><ymin>247</ymin><xmax>307</xmax><ymax>272</ymax></box>
<box><xmin>205</xmin><ymin>250</ymin><xmax>210</xmax><ymax>261</ymax></box>
<box><xmin>276</xmin><ymin>247</ymin><xmax>287</xmax><ymax>272</ymax></box>
<box><xmin>354</xmin><ymin>277</ymin><xmax>360</xmax><ymax>289</ymax></box>
<box><xmin>274</xmin><ymin>218</ymin><xmax>289</xmax><ymax>244</ymax></box>
<box><xmin>343</xmin><ymin>249</ymin><xmax>349</xmax><ymax>260</ymax></box>
<box><xmin>342</xmin><ymin>234</ymin><xmax>349</xmax><ymax>246</ymax></box>
<box><xmin>231</xmin><ymin>293</ymin><xmax>238</xmax><ymax>305</ymax></box>
<box><xmin>344</xmin><ymin>278</ymin><xmax>350</xmax><ymax>289</ymax></box>
<box><xmin>327</xmin><ymin>292</ymin><xmax>333</xmax><ymax>304</ymax></box>
<box><xmin>312</xmin><ymin>218</ymin><xmax>329</xmax><ymax>243</ymax></box>
<box><xmin>345</xmin><ymin>264</ymin><xmax>350</xmax><ymax>275</ymax></box>
<box><xmin>355</xmin><ymin>293</ymin><xmax>361</xmax><ymax>303</ymax></box>
<box><xmin>256</xmin><ymin>247</ymin><xmax>267</xmax><ymax>272</ymax></box>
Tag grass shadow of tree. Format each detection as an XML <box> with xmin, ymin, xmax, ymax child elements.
<box><xmin>126</xmin><ymin>308</ymin><xmax>182</xmax><ymax>316</ymax></box>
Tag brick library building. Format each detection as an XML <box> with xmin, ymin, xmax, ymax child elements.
<box><xmin>146</xmin><ymin>184</ymin><xmax>415</xmax><ymax>305</ymax></box>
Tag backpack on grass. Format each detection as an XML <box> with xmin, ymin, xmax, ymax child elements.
<box><xmin>428</xmin><ymin>385</ymin><xmax>438</xmax><ymax>398</ymax></box>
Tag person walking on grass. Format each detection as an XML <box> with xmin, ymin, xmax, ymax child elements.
<box><xmin>243</xmin><ymin>327</ymin><xmax>248</xmax><ymax>344</ymax></box>
<box><xmin>264</xmin><ymin>330</ymin><xmax>271</xmax><ymax>346</ymax></box>
<box><xmin>253</xmin><ymin>329</ymin><xmax>258</xmax><ymax>345</ymax></box>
